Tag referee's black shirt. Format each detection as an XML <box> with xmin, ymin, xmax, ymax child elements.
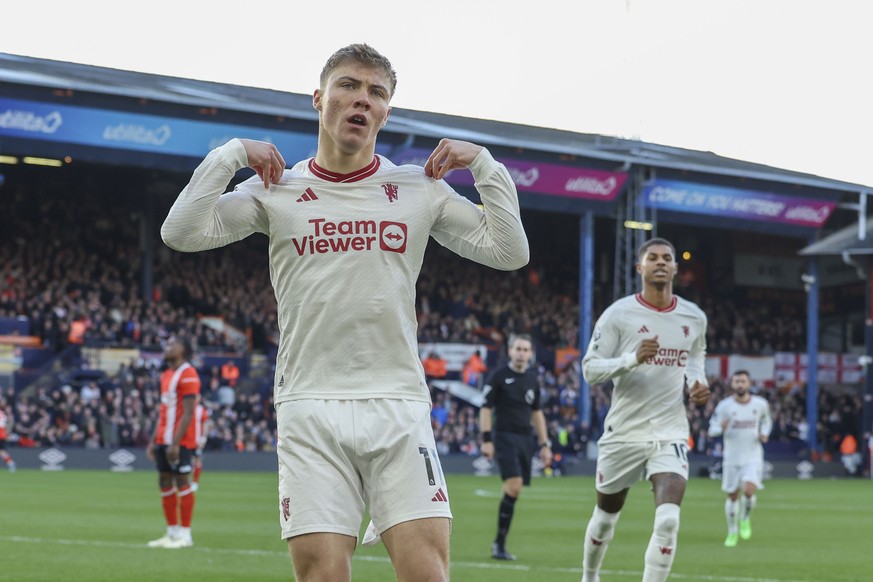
<box><xmin>482</xmin><ymin>365</ymin><xmax>541</xmax><ymax>435</ymax></box>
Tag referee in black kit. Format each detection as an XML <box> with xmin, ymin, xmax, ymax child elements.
<box><xmin>479</xmin><ymin>333</ymin><xmax>552</xmax><ymax>560</ymax></box>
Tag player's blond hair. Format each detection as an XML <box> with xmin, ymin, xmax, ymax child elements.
<box><xmin>320</xmin><ymin>43</ymin><xmax>397</xmax><ymax>96</ymax></box>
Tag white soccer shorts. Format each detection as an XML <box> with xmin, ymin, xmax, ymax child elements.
<box><xmin>276</xmin><ymin>398</ymin><xmax>453</xmax><ymax>540</ymax></box>
<box><xmin>594</xmin><ymin>439</ymin><xmax>690</xmax><ymax>494</ymax></box>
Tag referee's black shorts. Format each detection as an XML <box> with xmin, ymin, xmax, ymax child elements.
<box><xmin>495</xmin><ymin>431</ymin><xmax>535</xmax><ymax>485</ymax></box>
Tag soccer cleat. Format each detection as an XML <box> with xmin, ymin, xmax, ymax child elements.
<box><xmin>491</xmin><ymin>542</ymin><xmax>516</xmax><ymax>561</ymax></box>
<box><xmin>147</xmin><ymin>534</ymin><xmax>176</xmax><ymax>548</ymax></box>
<box><xmin>724</xmin><ymin>533</ymin><xmax>738</xmax><ymax>547</ymax></box>
<box><xmin>739</xmin><ymin>518</ymin><xmax>752</xmax><ymax>540</ymax></box>
<box><xmin>163</xmin><ymin>536</ymin><xmax>193</xmax><ymax>549</ymax></box>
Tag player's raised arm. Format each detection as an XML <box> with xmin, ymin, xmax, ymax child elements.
<box><xmin>161</xmin><ymin>139</ymin><xmax>274</xmax><ymax>253</ymax></box>
<box><xmin>428</xmin><ymin>139</ymin><xmax>529</xmax><ymax>271</ymax></box>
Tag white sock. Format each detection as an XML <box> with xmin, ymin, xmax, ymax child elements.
<box><xmin>179</xmin><ymin>526</ymin><xmax>192</xmax><ymax>541</ymax></box>
<box><xmin>725</xmin><ymin>498</ymin><xmax>739</xmax><ymax>534</ymax></box>
<box><xmin>642</xmin><ymin>503</ymin><xmax>680</xmax><ymax>582</ymax></box>
<box><xmin>742</xmin><ymin>494</ymin><xmax>756</xmax><ymax>520</ymax></box>
<box><xmin>168</xmin><ymin>525</ymin><xmax>181</xmax><ymax>538</ymax></box>
<box><xmin>582</xmin><ymin>506</ymin><xmax>620</xmax><ymax>582</ymax></box>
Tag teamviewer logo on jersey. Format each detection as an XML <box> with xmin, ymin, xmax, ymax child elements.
<box><xmin>379</xmin><ymin>221</ymin><xmax>407</xmax><ymax>253</ymax></box>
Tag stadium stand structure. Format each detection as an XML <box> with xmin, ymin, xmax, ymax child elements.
<box><xmin>2</xmin><ymin>52</ymin><xmax>872</xmax><ymax>465</ymax></box>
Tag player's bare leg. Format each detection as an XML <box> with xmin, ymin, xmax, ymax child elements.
<box><xmin>288</xmin><ymin>532</ymin><xmax>355</xmax><ymax>582</ymax></box>
<box><xmin>381</xmin><ymin>517</ymin><xmax>451</xmax><ymax>582</ymax></box>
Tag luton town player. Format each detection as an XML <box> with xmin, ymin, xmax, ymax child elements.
<box><xmin>146</xmin><ymin>336</ymin><xmax>201</xmax><ymax>549</ymax></box>
<box><xmin>580</xmin><ymin>237</ymin><xmax>710</xmax><ymax>582</ymax></box>
<box><xmin>161</xmin><ymin>44</ymin><xmax>528</xmax><ymax>582</ymax></box>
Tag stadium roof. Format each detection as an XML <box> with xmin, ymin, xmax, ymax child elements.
<box><xmin>799</xmin><ymin>217</ymin><xmax>873</xmax><ymax>256</ymax></box>
<box><xmin>2</xmin><ymin>51</ymin><xmax>870</xmax><ymax>195</ymax></box>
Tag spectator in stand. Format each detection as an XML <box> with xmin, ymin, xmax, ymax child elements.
<box><xmin>463</xmin><ymin>350</ymin><xmax>488</xmax><ymax>388</ymax></box>
<box><xmin>423</xmin><ymin>351</ymin><xmax>448</xmax><ymax>382</ymax></box>
<box><xmin>221</xmin><ymin>359</ymin><xmax>240</xmax><ymax>388</ymax></box>
<box><xmin>840</xmin><ymin>433</ymin><xmax>861</xmax><ymax>476</ymax></box>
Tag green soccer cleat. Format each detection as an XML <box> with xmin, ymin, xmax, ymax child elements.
<box><xmin>724</xmin><ymin>533</ymin><xmax>738</xmax><ymax>547</ymax></box>
<box><xmin>739</xmin><ymin>518</ymin><xmax>752</xmax><ymax>540</ymax></box>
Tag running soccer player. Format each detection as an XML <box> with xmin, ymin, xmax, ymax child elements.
<box><xmin>708</xmin><ymin>369</ymin><xmax>772</xmax><ymax>547</ymax></box>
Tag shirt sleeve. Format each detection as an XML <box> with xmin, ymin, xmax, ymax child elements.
<box><xmin>759</xmin><ymin>399</ymin><xmax>773</xmax><ymax>439</ymax></box>
<box><xmin>161</xmin><ymin>139</ymin><xmax>269</xmax><ymax>252</ymax></box>
<box><xmin>581</xmin><ymin>307</ymin><xmax>641</xmax><ymax>385</ymax></box>
<box><xmin>683</xmin><ymin>312</ymin><xmax>709</xmax><ymax>387</ymax></box>
<box><xmin>708</xmin><ymin>401</ymin><xmax>725</xmax><ymax>437</ymax></box>
<box><xmin>482</xmin><ymin>372</ymin><xmax>497</xmax><ymax>408</ymax></box>
<box><xmin>178</xmin><ymin>368</ymin><xmax>202</xmax><ymax>397</ymax></box>
<box><xmin>429</xmin><ymin>148</ymin><xmax>529</xmax><ymax>271</ymax></box>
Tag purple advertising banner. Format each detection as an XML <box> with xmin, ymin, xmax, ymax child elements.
<box><xmin>392</xmin><ymin>148</ymin><xmax>627</xmax><ymax>201</ymax></box>
<box><xmin>642</xmin><ymin>179</ymin><xmax>836</xmax><ymax>227</ymax></box>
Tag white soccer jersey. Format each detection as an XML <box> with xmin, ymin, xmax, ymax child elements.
<box><xmin>582</xmin><ymin>293</ymin><xmax>708</xmax><ymax>444</ymax></box>
<box><xmin>708</xmin><ymin>395</ymin><xmax>772</xmax><ymax>465</ymax></box>
<box><xmin>162</xmin><ymin>139</ymin><xmax>528</xmax><ymax>405</ymax></box>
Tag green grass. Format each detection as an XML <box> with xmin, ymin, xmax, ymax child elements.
<box><xmin>2</xmin><ymin>469</ymin><xmax>872</xmax><ymax>581</ymax></box>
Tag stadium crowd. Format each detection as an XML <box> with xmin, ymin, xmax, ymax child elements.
<box><xmin>0</xmin><ymin>180</ymin><xmax>865</xmax><ymax>472</ymax></box>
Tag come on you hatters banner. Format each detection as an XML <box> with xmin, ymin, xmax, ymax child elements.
<box><xmin>642</xmin><ymin>179</ymin><xmax>836</xmax><ymax>228</ymax></box>
<box><xmin>393</xmin><ymin>148</ymin><xmax>627</xmax><ymax>201</ymax></box>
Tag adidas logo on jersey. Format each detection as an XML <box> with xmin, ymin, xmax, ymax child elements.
<box><xmin>431</xmin><ymin>488</ymin><xmax>448</xmax><ymax>502</ymax></box>
<box><xmin>638</xmin><ymin>325</ymin><xmax>650</xmax><ymax>333</ymax></box>
<box><xmin>296</xmin><ymin>188</ymin><xmax>319</xmax><ymax>203</ymax></box>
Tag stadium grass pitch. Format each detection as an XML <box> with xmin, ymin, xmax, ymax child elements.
<box><xmin>2</xmin><ymin>468</ymin><xmax>871</xmax><ymax>581</ymax></box>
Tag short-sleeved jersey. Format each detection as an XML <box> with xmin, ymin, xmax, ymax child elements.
<box><xmin>583</xmin><ymin>293</ymin><xmax>708</xmax><ymax>444</ymax></box>
<box><xmin>156</xmin><ymin>362</ymin><xmax>201</xmax><ymax>449</ymax></box>
<box><xmin>482</xmin><ymin>365</ymin><xmax>540</xmax><ymax>435</ymax></box>
<box><xmin>0</xmin><ymin>409</ymin><xmax>9</xmax><ymax>440</ymax></box>
<box><xmin>162</xmin><ymin>139</ymin><xmax>528</xmax><ymax>406</ymax></box>
<box><xmin>708</xmin><ymin>395</ymin><xmax>772</xmax><ymax>464</ymax></box>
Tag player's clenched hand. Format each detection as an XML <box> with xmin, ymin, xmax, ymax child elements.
<box><xmin>424</xmin><ymin>139</ymin><xmax>483</xmax><ymax>180</ymax></box>
<box><xmin>240</xmin><ymin>139</ymin><xmax>285</xmax><ymax>188</ymax></box>
<box><xmin>689</xmin><ymin>380</ymin><xmax>710</xmax><ymax>406</ymax></box>
<box><xmin>636</xmin><ymin>335</ymin><xmax>659</xmax><ymax>364</ymax></box>
<box><xmin>166</xmin><ymin>444</ymin><xmax>180</xmax><ymax>465</ymax></box>
<box><xmin>481</xmin><ymin>441</ymin><xmax>495</xmax><ymax>460</ymax></box>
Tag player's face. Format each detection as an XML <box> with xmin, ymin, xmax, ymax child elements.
<box><xmin>314</xmin><ymin>61</ymin><xmax>392</xmax><ymax>156</ymax></box>
<box><xmin>636</xmin><ymin>244</ymin><xmax>677</xmax><ymax>287</ymax></box>
<box><xmin>731</xmin><ymin>373</ymin><xmax>751</xmax><ymax>397</ymax></box>
<box><xmin>163</xmin><ymin>338</ymin><xmax>184</xmax><ymax>362</ymax></box>
<box><xmin>509</xmin><ymin>339</ymin><xmax>533</xmax><ymax>368</ymax></box>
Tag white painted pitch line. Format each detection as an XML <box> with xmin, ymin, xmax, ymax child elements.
<box><xmin>1</xmin><ymin>535</ymin><xmax>811</xmax><ymax>581</ymax></box>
